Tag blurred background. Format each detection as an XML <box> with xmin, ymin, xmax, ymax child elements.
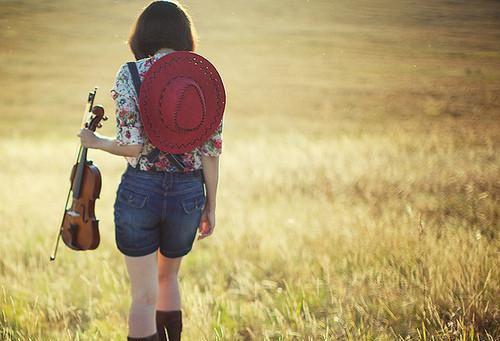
<box><xmin>0</xmin><ymin>0</ymin><xmax>498</xmax><ymax>340</ymax></box>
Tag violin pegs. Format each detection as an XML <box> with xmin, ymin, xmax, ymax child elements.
<box><xmin>102</xmin><ymin>116</ymin><xmax>108</xmax><ymax>121</ymax></box>
<box><xmin>85</xmin><ymin>122</ymin><xmax>89</xmax><ymax>128</ymax></box>
<box><xmin>98</xmin><ymin>123</ymin><xmax>102</xmax><ymax>128</ymax></box>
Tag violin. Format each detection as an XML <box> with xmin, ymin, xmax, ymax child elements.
<box><xmin>50</xmin><ymin>88</ymin><xmax>107</xmax><ymax>261</ymax></box>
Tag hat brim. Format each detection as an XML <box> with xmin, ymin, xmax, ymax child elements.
<box><xmin>139</xmin><ymin>51</ymin><xmax>226</xmax><ymax>153</ymax></box>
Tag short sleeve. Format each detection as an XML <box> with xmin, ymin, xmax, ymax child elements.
<box><xmin>111</xmin><ymin>64</ymin><xmax>144</xmax><ymax>146</ymax></box>
<box><xmin>200</xmin><ymin>120</ymin><xmax>223</xmax><ymax>157</ymax></box>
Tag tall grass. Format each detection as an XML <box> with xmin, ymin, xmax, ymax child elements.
<box><xmin>1</xmin><ymin>0</ymin><xmax>499</xmax><ymax>339</ymax></box>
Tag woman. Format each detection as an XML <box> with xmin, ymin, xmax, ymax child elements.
<box><xmin>78</xmin><ymin>2</ymin><xmax>223</xmax><ymax>340</ymax></box>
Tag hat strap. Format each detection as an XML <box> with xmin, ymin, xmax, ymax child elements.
<box><xmin>126</xmin><ymin>62</ymin><xmax>186</xmax><ymax>172</ymax></box>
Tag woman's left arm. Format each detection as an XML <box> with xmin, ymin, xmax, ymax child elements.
<box><xmin>78</xmin><ymin>128</ymin><xmax>142</xmax><ymax>157</ymax></box>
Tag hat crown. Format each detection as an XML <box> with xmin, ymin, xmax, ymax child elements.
<box><xmin>160</xmin><ymin>77</ymin><xmax>206</xmax><ymax>132</ymax></box>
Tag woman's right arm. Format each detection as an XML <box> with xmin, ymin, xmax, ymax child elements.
<box><xmin>201</xmin><ymin>154</ymin><xmax>219</xmax><ymax>211</ymax></box>
<box><xmin>198</xmin><ymin>154</ymin><xmax>219</xmax><ymax>239</ymax></box>
<box><xmin>198</xmin><ymin>122</ymin><xmax>223</xmax><ymax>239</ymax></box>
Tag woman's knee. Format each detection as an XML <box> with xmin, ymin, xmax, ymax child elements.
<box><xmin>157</xmin><ymin>254</ymin><xmax>182</xmax><ymax>284</ymax></box>
<box><xmin>131</xmin><ymin>281</ymin><xmax>158</xmax><ymax>306</ymax></box>
<box><xmin>158</xmin><ymin>268</ymin><xmax>179</xmax><ymax>285</ymax></box>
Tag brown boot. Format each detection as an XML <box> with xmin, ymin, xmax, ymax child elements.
<box><xmin>156</xmin><ymin>310</ymin><xmax>182</xmax><ymax>341</ymax></box>
<box><xmin>127</xmin><ymin>332</ymin><xmax>159</xmax><ymax>341</ymax></box>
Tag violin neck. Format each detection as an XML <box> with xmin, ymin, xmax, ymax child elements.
<box><xmin>72</xmin><ymin>146</ymin><xmax>88</xmax><ymax>199</ymax></box>
<box><xmin>80</xmin><ymin>147</ymin><xmax>88</xmax><ymax>166</ymax></box>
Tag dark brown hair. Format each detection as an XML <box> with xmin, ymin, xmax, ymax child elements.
<box><xmin>128</xmin><ymin>1</ymin><xmax>197</xmax><ymax>60</ymax></box>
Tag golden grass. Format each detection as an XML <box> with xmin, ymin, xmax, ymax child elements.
<box><xmin>0</xmin><ymin>0</ymin><xmax>499</xmax><ymax>339</ymax></box>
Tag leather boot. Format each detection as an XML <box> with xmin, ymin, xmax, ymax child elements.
<box><xmin>156</xmin><ymin>310</ymin><xmax>182</xmax><ymax>341</ymax></box>
<box><xmin>127</xmin><ymin>332</ymin><xmax>159</xmax><ymax>341</ymax></box>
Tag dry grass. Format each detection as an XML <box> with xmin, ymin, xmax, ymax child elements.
<box><xmin>0</xmin><ymin>0</ymin><xmax>499</xmax><ymax>340</ymax></box>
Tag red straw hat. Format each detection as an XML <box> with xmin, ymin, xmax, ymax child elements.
<box><xmin>139</xmin><ymin>51</ymin><xmax>226</xmax><ymax>153</ymax></box>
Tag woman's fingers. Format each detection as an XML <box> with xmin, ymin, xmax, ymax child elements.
<box><xmin>197</xmin><ymin>221</ymin><xmax>211</xmax><ymax>239</ymax></box>
<box><xmin>78</xmin><ymin>128</ymin><xmax>98</xmax><ymax>148</ymax></box>
<box><xmin>197</xmin><ymin>214</ymin><xmax>214</xmax><ymax>240</ymax></box>
<box><xmin>198</xmin><ymin>230</ymin><xmax>212</xmax><ymax>240</ymax></box>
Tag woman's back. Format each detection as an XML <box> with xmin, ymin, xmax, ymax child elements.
<box><xmin>111</xmin><ymin>48</ymin><xmax>223</xmax><ymax>172</ymax></box>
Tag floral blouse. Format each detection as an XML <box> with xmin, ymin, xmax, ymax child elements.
<box><xmin>110</xmin><ymin>49</ymin><xmax>223</xmax><ymax>172</ymax></box>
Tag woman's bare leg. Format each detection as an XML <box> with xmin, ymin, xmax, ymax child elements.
<box><xmin>125</xmin><ymin>252</ymin><xmax>158</xmax><ymax>338</ymax></box>
<box><xmin>156</xmin><ymin>252</ymin><xmax>183</xmax><ymax>311</ymax></box>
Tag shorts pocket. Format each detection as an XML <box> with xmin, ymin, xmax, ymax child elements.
<box><xmin>117</xmin><ymin>186</ymin><xmax>148</xmax><ymax>209</ymax></box>
<box><xmin>181</xmin><ymin>194</ymin><xmax>205</xmax><ymax>215</ymax></box>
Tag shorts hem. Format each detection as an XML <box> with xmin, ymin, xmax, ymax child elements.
<box><xmin>159</xmin><ymin>246</ymin><xmax>193</xmax><ymax>258</ymax></box>
<box><xmin>116</xmin><ymin>242</ymin><xmax>159</xmax><ymax>257</ymax></box>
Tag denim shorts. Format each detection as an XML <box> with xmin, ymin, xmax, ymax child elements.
<box><xmin>113</xmin><ymin>164</ymin><xmax>206</xmax><ymax>258</ymax></box>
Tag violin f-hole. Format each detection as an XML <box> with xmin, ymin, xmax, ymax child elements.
<box><xmin>80</xmin><ymin>204</ymin><xmax>88</xmax><ymax>223</ymax></box>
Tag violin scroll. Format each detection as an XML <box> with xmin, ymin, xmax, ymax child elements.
<box><xmin>84</xmin><ymin>105</ymin><xmax>107</xmax><ymax>130</ymax></box>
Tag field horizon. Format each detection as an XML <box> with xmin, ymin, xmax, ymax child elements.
<box><xmin>0</xmin><ymin>0</ymin><xmax>499</xmax><ymax>340</ymax></box>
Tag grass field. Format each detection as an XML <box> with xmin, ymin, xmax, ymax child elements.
<box><xmin>0</xmin><ymin>0</ymin><xmax>499</xmax><ymax>340</ymax></box>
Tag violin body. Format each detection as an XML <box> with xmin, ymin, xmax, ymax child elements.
<box><xmin>61</xmin><ymin>160</ymin><xmax>101</xmax><ymax>250</ymax></box>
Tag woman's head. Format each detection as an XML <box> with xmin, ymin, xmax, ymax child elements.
<box><xmin>128</xmin><ymin>1</ymin><xmax>197</xmax><ymax>60</ymax></box>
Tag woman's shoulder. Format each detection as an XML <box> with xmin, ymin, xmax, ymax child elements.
<box><xmin>115</xmin><ymin>55</ymin><xmax>154</xmax><ymax>75</ymax></box>
<box><xmin>129</xmin><ymin>56</ymin><xmax>156</xmax><ymax>78</ymax></box>
<box><xmin>112</xmin><ymin>57</ymin><xmax>155</xmax><ymax>94</ymax></box>
<box><xmin>118</xmin><ymin>50</ymin><xmax>175</xmax><ymax>79</ymax></box>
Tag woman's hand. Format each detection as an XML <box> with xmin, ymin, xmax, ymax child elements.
<box><xmin>197</xmin><ymin>204</ymin><xmax>216</xmax><ymax>240</ymax></box>
<box><xmin>77</xmin><ymin>128</ymin><xmax>100</xmax><ymax>149</ymax></box>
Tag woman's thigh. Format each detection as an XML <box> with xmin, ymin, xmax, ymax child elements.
<box><xmin>125</xmin><ymin>252</ymin><xmax>158</xmax><ymax>303</ymax></box>
<box><xmin>157</xmin><ymin>251</ymin><xmax>183</xmax><ymax>279</ymax></box>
